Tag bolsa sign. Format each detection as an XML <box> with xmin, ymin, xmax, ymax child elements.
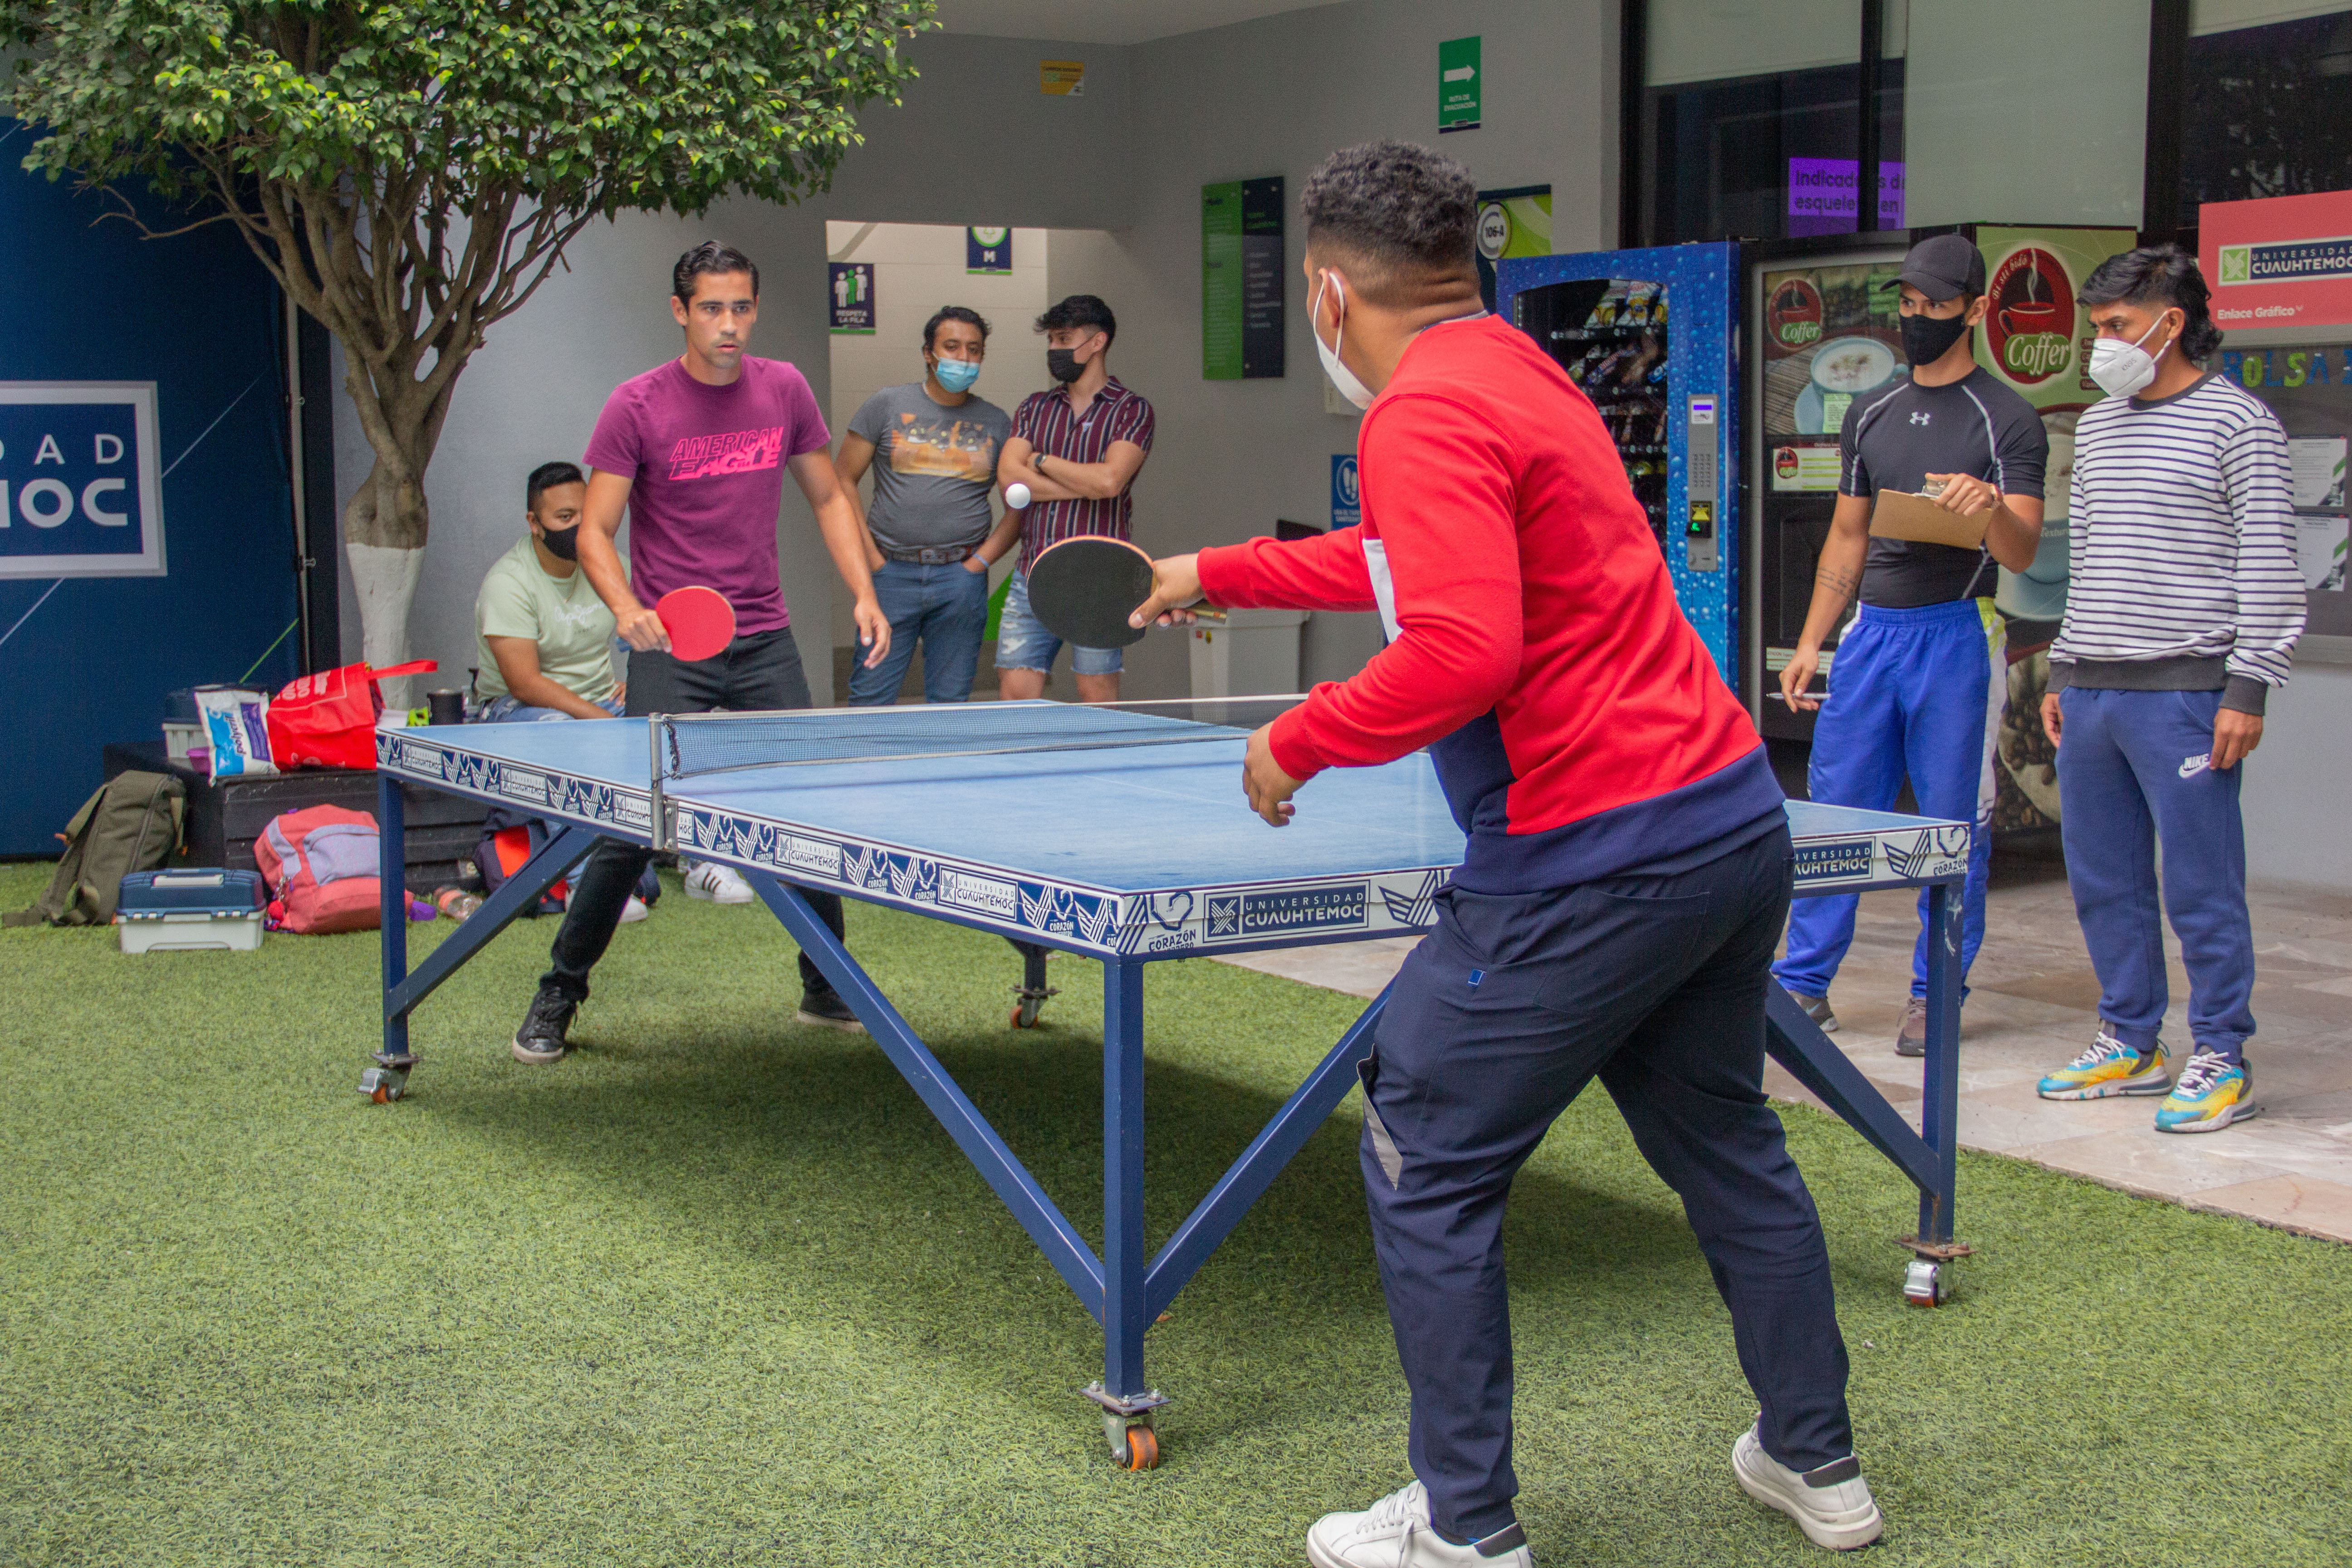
<box><xmin>0</xmin><ymin>383</ymin><xmax>165</xmax><ymax>578</ymax></box>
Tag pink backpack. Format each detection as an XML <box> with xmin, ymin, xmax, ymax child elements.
<box><xmin>255</xmin><ymin>805</ymin><xmax>384</xmax><ymax>934</ymax></box>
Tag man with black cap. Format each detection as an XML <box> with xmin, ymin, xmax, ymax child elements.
<box><xmin>1774</xmin><ymin>233</ymin><xmax>2049</xmax><ymax>1053</ymax></box>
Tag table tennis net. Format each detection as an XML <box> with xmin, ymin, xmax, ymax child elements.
<box><xmin>655</xmin><ymin>697</ymin><xmax>1306</xmax><ymax>780</ymax></box>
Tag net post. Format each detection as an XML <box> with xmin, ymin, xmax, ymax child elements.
<box><xmin>647</xmin><ymin>714</ymin><xmax>669</xmax><ymax>852</ymax></box>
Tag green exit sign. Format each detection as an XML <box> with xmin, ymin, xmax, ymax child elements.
<box><xmin>1439</xmin><ymin>36</ymin><xmax>1480</xmax><ymax>132</ymax></box>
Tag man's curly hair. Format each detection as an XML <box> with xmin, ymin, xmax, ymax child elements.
<box><xmin>1300</xmin><ymin>141</ymin><xmax>1477</xmax><ymax>302</ymax></box>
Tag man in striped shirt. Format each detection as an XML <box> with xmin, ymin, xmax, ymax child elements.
<box><xmin>2034</xmin><ymin>246</ymin><xmax>2303</xmax><ymax>1132</ymax></box>
<box><xmin>992</xmin><ymin>294</ymin><xmax>1156</xmax><ymax>701</ymax></box>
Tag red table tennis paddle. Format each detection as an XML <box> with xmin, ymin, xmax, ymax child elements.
<box><xmin>1025</xmin><ymin>536</ymin><xmax>1220</xmax><ymax>649</ymax></box>
<box><xmin>656</xmin><ymin>586</ymin><xmax>735</xmax><ymax>662</ymax></box>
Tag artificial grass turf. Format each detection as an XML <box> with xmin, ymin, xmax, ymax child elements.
<box><xmin>1</xmin><ymin>859</ymin><xmax>2346</xmax><ymax>1567</ymax></box>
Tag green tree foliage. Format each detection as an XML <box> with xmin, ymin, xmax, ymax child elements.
<box><xmin>3</xmin><ymin>0</ymin><xmax>933</xmax><ymax>564</ymax></box>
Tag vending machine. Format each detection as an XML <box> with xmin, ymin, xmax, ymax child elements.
<box><xmin>1497</xmin><ymin>243</ymin><xmax>1740</xmax><ymax>686</ymax></box>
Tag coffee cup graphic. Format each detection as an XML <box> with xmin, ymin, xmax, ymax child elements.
<box><xmin>1999</xmin><ymin>300</ymin><xmax>2063</xmax><ymax>338</ymax></box>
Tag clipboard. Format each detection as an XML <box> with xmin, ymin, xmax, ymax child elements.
<box><xmin>1868</xmin><ymin>483</ymin><xmax>1989</xmax><ymax>550</ymax></box>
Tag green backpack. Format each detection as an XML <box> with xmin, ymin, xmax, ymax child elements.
<box><xmin>5</xmin><ymin>770</ymin><xmax>186</xmax><ymax>928</ymax></box>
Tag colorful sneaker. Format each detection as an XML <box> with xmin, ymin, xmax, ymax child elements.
<box><xmin>1305</xmin><ymin>1480</ymin><xmax>1531</xmax><ymax>1568</ymax></box>
<box><xmin>1785</xmin><ymin>989</ymin><xmax>1838</xmax><ymax>1034</ymax></box>
<box><xmin>2038</xmin><ymin>1029</ymin><xmax>2171</xmax><ymax>1100</ymax></box>
<box><xmin>2154</xmin><ymin>1051</ymin><xmax>2259</xmax><ymax>1134</ymax></box>
<box><xmin>1732</xmin><ymin>1425</ymin><xmax>1884</xmax><ymax>1551</ymax></box>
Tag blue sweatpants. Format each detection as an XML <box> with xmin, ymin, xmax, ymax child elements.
<box><xmin>2056</xmin><ymin>687</ymin><xmax>2256</xmax><ymax>1060</ymax></box>
<box><xmin>1361</xmin><ymin>826</ymin><xmax>1852</xmax><ymax>1542</ymax></box>
<box><xmin>1776</xmin><ymin>598</ymin><xmax>2004</xmax><ymax>1001</ymax></box>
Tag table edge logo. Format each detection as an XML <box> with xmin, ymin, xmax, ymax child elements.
<box><xmin>1793</xmin><ymin>836</ymin><xmax>1874</xmax><ymax>882</ymax></box>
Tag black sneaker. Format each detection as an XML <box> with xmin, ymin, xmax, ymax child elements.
<box><xmin>512</xmin><ymin>986</ymin><xmax>578</xmax><ymax>1064</ymax></box>
<box><xmin>795</xmin><ymin>987</ymin><xmax>866</xmax><ymax>1034</ymax></box>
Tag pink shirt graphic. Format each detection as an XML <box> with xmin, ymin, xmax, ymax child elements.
<box><xmin>584</xmin><ymin>356</ymin><xmax>829</xmax><ymax>635</ymax></box>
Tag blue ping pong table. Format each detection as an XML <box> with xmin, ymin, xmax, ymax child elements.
<box><xmin>370</xmin><ymin>702</ymin><xmax>1972</xmax><ymax>1468</ymax></box>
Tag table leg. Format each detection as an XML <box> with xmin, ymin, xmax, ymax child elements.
<box><xmin>1087</xmin><ymin>956</ymin><xmax>1162</xmax><ymax>1469</ymax></box>
<box><xmin>1904</xmin><ymin>878</ymin><xmax>1967</xmax><ymax>1306</ymax></box>
<box><xmin>367</xmin><ymin>774</ymin><xmax>415</xmax><ymax>1101</ymax></box>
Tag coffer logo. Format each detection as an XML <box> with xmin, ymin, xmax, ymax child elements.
<box><xmin>0</xmin><ymin>383</ymin><xmax>165</xmax><ymax>578</ymax></box>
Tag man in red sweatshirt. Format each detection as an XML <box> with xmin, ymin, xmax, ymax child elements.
<box><xmin>1138</xmin><ymin>142</ymin><xmax>1881</xmax><ymax>1567</ymax></box>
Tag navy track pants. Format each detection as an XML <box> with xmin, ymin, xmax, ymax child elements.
<box><xmin>2056</xmin><ymin>686</ymin><xmax>2256</xmax><ymax>1059</ymax></box>
<box><xmin>1775</xmin><ymin>598</ymin><xmax>2004</xmax><ymax>1002</ymax></box>
<box><xmin>1361</xmin><ymin>825</ymin><xmax>1854</xmax><ymax>1541</ymax></box>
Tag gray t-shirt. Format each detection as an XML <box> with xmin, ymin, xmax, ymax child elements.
<box><xmin>848</xmin><ymin>382</ymin><xmax>1012</xmax><ymax>553</ymax></box>
<box><xmin>1839</xmin><ymin>367</ymin><xmax>2048</xmax><ymax>607</ymax></box>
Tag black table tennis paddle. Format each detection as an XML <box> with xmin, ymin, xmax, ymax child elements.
<box><xmin>1027</xmin><ymin>535</ymin><xmax>1220</xmax><ymax>649</ymax></box>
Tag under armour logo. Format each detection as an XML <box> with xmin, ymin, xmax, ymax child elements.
<box><xmin>1910</xmin><ymin>411</ymin><xmax>1931</xmax><ymax>426</ymax></box>
<box><xmin>2180</xmin><ymin>754</ymin><xmax>2211</xmax><ymax>779</ymax></box>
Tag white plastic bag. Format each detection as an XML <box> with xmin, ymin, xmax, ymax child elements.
<box><xmin>193</xmin><ymin>686</ymin><xmax>277</xmax><ymax>777</ymax></box>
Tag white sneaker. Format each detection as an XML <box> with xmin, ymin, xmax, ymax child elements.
<box><xmin>1305</xmin><ymin>1480</ymin><xmax>1530</xmax><ymax>1568</ymax></box>
<box><xmin>560</xmin><ymin>889</ymin><xmax>650</xmax><ymax>924</ymax></box>
<box><xmin>682</xmin><ymin>861</ymin><xmax>754</xmax><ymax>905</ymax></box>
<box><xmin>1732</xmin><ymin>1425</ymin><xmax>1883</xmax><ymax>1550</ymax></box>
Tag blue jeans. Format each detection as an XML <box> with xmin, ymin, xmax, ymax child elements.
<box><xmin>2057</xmin><ymin>687</ymin><xmax>2256</xmax><ymax>1060</ymax></box>
<box><xmin>995</xmin><ymin>568</ymin><xmax>1123</xmax><ymax>677</ymax></box>
<box><xmin>847</xmin><ymin>557</ymin><xmax>991</xmax><ymax>706</ymax></box>
<box><xmin>1775</xmin><ymin>599</ymin><xmax>2004</xmax><ymax>1002</ymax></box>
<box><xmin>1363</xmin><ymin>826</ymin><xmax>1850</xmax><ymax>1540</ymax></box>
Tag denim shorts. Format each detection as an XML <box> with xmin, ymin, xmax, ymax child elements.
<box><xmin>478</xmin><ymin>692</ymin><xmax>625</xmax><ymax>722</ymax></box>
<box><xmin>994</xmin><ymin>568</ymin><xmax>1123</xmax><ymax>676</ymax></box>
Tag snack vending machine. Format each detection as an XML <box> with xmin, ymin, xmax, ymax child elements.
<box><xmin>1497</xmin><ymin>242</ymin><xmax>1739</xmax><ymax>685</ymax></box>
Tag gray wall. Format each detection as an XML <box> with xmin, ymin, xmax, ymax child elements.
<box><xmin>1107</xmin><ymin>0</ymin><xmax>1619</xmax><ymax>692</ymax></box>
<box><xmin>334</xmin><ymin>30</ymin><xmax>1136</xmax><ymax>691</ymax></box>
<box><xmin>337</xmin><ymin>1</ymin><xmax>1617</xmax><ymax>699</ymax></box>
<box><xmin>2243</xmin><ymin>659</ymin><xmax>2352</xmax><ymax>893</ymax></box>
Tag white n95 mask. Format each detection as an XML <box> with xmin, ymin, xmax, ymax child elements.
<box><xmin>1314</xmin><ymin>274</ymin><xmax>1376</xmax><ymax>411</ymax></box>
<box><xmin>2087</xmin><ymin>310</ymin><xmax>2177</xmax><ymax>400</ymax></box>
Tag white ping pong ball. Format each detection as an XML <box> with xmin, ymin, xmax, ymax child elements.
<box><xmin>1005</xmin><ymin>482</ymin><xmax>1032</xmax><ymax>510</ymax></box>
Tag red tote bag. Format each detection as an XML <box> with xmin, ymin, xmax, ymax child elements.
<box><xmin>266</xmin><ymin>659</ymin><xmax>438</xmax><ymax>771</ymax></box>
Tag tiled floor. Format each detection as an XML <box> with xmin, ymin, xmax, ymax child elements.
<box><xmin>1216</xmin><ymin>858</ymin><xmax>2352</xmax><ymax>1244</ymax></box>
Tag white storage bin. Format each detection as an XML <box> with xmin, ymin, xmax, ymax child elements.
<box><xmin>1189</xmin><ymin>608</ymin><xmax>1308</xmax><ymax>699</ymax></box>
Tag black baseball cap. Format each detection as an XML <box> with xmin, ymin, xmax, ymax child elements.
<box><xmin>1895</xmin><ymin>233</ymin><xmax>1986</xmax><ymax>302</ymax></box>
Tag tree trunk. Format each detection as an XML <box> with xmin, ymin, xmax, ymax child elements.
<box><xmin>340</xmin><ymin>356</ymin><xmax>446</xmax><ymax>709</ymax></box>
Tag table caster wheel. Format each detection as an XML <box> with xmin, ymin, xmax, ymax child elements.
<box><xmin>1903</xmin><ymin>1257</ymin><xmax>1951</xmax><ymax>1307</ymax></box>
<box><xmin>1105</xmin><ymin>1411</ymin><xmax>1159</xmax><ymax>1469</ymax></box>
<box><xmin>358</xmin><ymin>1065</ymin><xmax>408</xmax><ymax>1103</ymax></box>
<box><xmin>1011</xmin><ymin>998</ymin><xmax>1044</xmax><ymax>1029</ymax></box>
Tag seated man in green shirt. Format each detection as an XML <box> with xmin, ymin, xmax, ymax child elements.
<box><xmin>475</xmin><ymin>461</ymin><xmax>624</xmax><ymax>720</ymax></box>
<box><xmin>473</xmin><ymin>461</ymin><xmax>651</xmax><ymax>925</ymax></box>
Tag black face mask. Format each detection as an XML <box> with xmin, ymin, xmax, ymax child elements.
<box><xmin>1046</xmin><ymin>347</ymin><xmax>1087</xmax><ymax>384</ymax></box>
<box><xmin>1901</xmin><ymin>309</ymin><xmax>1972</xmax><ymax>369</ymax></box>
<box><xmin>537</xmin><ymin>524</ymin><xmax>581</xmax><ymax>562</ymax></box>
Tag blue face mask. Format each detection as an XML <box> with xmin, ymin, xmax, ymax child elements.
<box><xmin>934</xmin><ymin>357</ymin><xmax>981</xmax><ymax>393</ymax></box>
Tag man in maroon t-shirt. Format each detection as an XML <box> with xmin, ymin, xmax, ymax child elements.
<box><xmin>511</xmin><ymin>242</ymin><xmax>891</xmax><ymax>1064</ymax></box>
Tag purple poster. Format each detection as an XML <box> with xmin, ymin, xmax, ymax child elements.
<box><xmin>1788</xmin><ymin>159</ymin><xmax>1906</xmax><ymax>237</ymax></box>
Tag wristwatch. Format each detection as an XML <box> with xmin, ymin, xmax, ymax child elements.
<box><xmin>1034</xmin><ymin>451</ymin><xmax>1049</xmax><ymax>474</ymax></box>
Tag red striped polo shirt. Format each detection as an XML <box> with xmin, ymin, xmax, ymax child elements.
<box><xmin>1010</xmin><ymin>377</ymin><xmax>1156</xmax><ymax>571</ymax></box>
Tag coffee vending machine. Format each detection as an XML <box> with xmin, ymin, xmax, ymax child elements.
<box><xmin>1497</xmin><ymin>243</ymin><xmax>1740</xmax><ymax>686</ymax></box>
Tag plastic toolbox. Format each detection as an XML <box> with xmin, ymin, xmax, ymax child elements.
<box><xmin>117</xmin><ymin>868</ymin><xmax>267</xmax><ymax>953</ymax></box>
